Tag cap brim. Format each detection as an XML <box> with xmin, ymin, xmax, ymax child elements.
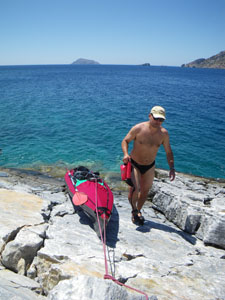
<box><xmin>152</xmin><ymin>113</ymin><xmax>166</xmax><ymax>120</ymax></box>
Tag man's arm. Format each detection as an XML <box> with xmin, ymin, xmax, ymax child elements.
<box><xmin>162</xmin><ymin>132</ymin><xmax>175</xmax><ymax>181</ymax></box>
<box><xmin>121</xmin><ymin>126</ymin><xmax>137</xmax><ymax>164</ymax></box>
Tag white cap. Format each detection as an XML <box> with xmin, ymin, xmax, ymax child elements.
<box><xmin>150</xmin><ymin>106</ymin><xmax>166</xmax><ymax>119</ymax></box>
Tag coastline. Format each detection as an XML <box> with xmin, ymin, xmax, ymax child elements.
<box><xmin>1</xmin><ymin>165</ymin><xmax>224</xmax><ymax>190</ymax></box>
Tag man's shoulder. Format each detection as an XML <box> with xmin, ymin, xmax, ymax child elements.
<box><xmin>160</xmin><ymin>127</ymin><xmax>169</xmax><ymax>140</ymax></box>
<box><xmin>132</xmin><ymin>121</ymin><xmax>147</xmax><ymax>130</ymax></box>
<box><xmin>160</xmin><ymin>126</ymin><xmax>168</xmax><ymax>134</ymax></box>
<box><xmin>134</xmin><ymin>121</ymin><xmax>148</xmax><ymax>125</ymax></box>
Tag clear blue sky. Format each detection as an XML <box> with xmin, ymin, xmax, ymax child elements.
<box><xmin>0</xmin><ymin>0</ymin><xmax>225</xmax><ymax>66</ymax></box>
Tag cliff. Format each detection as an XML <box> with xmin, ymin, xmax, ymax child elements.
<box><xmin>72</xmin><ymin>58</ymin><xmax>100</xmax><ymax>65</ymax></box>
<box><xmin>0</xmin><ymin>168</ymin><xmax>224</xmax><ymax>299</ymax></box>
<box><xmin>181</xmin><ymin>51</ymin><xmax>225</xmax><ymax>69</ymax></box>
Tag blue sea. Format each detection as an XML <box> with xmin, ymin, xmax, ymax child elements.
<box><xmin>0</xmin><ymin>64</ymin><xmax>224</xmax><ymax>180</ymax></box>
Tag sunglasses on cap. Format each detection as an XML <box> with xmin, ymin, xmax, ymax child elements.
<box><xmin>151</xmin><ymin>114</ymin><xmax>164</xmax><ymax>122</ymax></box>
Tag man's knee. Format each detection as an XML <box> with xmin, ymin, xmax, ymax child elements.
<box><xmin>139</xmin><ymin>188</ymin><xmax>150</xmax><ymax>200</ymax></box>
<box><xmin>140</xmin><ymin>181</ymin><xmax>153</xmax><ymax>195</ymax></box>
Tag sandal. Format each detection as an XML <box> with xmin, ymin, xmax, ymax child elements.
<box><xmin>131</xmin><ymin>209</ymin><xmax>145</xmax><ymax>226</ymax></box>
<box><xmin>137</xmin><ymin>210</ymin><xmax>145</xmax><ymax>224</ymax></box>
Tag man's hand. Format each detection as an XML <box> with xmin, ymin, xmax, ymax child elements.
<box><xmin>169</xmin><ymin>169</ymin><xmax>175</xmax><ymax>181</ymax></box>
<box><xmin>123</xmin><ymin>155</ymin><xmax>130</xmax><ymax>164</ymax></box>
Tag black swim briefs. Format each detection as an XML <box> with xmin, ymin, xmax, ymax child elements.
<box><xmin>131</xmin><ymin>158</ymin><xmax>155</xmax><ymax>175</ymax></box>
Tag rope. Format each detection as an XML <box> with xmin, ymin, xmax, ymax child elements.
<box><xmin>94</xmin><ymin>179</ymin><xmax>149</xmax><ymax>300</ymax></box>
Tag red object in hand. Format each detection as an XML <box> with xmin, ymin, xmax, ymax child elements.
<box><xmin>126</xmin><ymin>161</ymin><xmax>131</xmax><ymax>179</ymax></box>
<box><xmin>120</xmin><ymin>161</ymin><xmax>131</xmax><ymax>181</ymax></box>
<box><xmin>120</xmin><ymin>164</ymin><xmax>127</xmax><ymax>180</ymax></box>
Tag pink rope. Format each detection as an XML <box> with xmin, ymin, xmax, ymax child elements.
<box><xmin>95</xmin><ymin>180</ymin><xmax>149</xmax><ymax>300</ymax></box>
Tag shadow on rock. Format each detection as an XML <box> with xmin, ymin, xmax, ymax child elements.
<box><xmin>75</xmin><ymin>207</ymin><xmax>95</xmax><ymax>229</ymax></box>
<box><xmin>72</xmin><ymin>204</ymin><xmax>120</xmax><ymax>248</ymax></box>
<box><xmin>136</xmin><ymin>219</ymin><xmax>197</xmax><ymax>245</ymax></box>
<box><xmin>106</xmin><ymin>205</ymin><xmax>120</xmax><ymax>248</ymax></box>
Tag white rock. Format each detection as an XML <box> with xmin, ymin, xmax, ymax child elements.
<box><xmin>47</xmin><ymin>275</ymin><xmax>147</xmax><ymax>300</ymax></box>
<box><xmin>0</xmin><ymin>169</ymin><xmax>225</xmax><ymax>300</ymax></box>
<box><xmin>1</xmin><ymin>225</ymin><xmax>46</xmax><ymax>274</ymax></box>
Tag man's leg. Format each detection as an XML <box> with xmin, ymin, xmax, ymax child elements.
<box><xmin>129</xmin><ymin>166</ymin><xmax>140</xmax><ymax>210</ymax></box>
<box><xmin>129</xmin><ymin>166</ymin><xmax>149</xmax><ymax>224</ymax></box>
<box><xmin>137</xmin><ymin>166</ymin><xmax>155</xmax><ymax>211</ymax></box>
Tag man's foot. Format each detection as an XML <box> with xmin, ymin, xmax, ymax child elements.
<box><xmin>131</xmin><ymin>209</ymin><xmax>145</xmax><ymax>226</ymax></box>
<box><xmin>137</xmin><ymin>210</ymin><xmax>145</xmax><ymax>224</ymax></box>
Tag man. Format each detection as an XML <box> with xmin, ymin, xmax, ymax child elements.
<box><xmin>121</xmin><ymin>106</ymin><xmax>175</xmax><ymax>225</ymax></box>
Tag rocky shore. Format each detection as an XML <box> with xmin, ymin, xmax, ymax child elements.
<box><xmin>0</xmin><ymin>167</ymin><xmax>224</xmax><ymax>300</ymax></box>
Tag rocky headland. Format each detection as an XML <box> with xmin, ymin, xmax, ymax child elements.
<box><xmin>0</xmin><ymin>167</ymin><xmax>224</xmax><ymax>300</ymax></box>
<box><xmin>181</xmin><ymin>50</ymin><xmax>225</xmax><ymax>69</ymax></box>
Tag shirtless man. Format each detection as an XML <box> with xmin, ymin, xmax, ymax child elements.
<box><xmin>121</xmin><ymin>106</ymin><xmax>175</xmax><ymax>225</ymax></box>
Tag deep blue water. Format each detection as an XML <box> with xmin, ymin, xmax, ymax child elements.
<box><xmin>0</xmin><ymin>64</ymin><xmax>224</xmax><ymax>180</ymax></box>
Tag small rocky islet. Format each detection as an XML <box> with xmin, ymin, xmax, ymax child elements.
<box><xmin>0</xmin><ymin>167</ymin><xmax>224</xmax><ymax>300</ymax></box>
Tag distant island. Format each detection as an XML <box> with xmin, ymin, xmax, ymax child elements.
<box><xmin>141</xmin><ymin>63</ymin><xmax>151</xmax><ymax>66</ymax></box>
<box><xmin>181</xmin><ymin>51</ymin><xmax>225</xmax><ymax>69</ymax></box>
<box><xmin>72</xmin><ymin>58</ymin><xmax>100</xmax><ymax>65</ymax></box>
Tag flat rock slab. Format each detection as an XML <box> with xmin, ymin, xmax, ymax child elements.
<box><xmin>0</xmin><ymin>188</ymin><xmax>44</xmax><ymax>251</ymax></box>
<box><xmin>0</xmin><ymin>274</ymin><xmax>44</xmax><ymax>300</ymax></box>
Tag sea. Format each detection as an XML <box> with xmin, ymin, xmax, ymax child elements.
<box><xmin>0</xmin><ymin>64</ymin><xmax>225</xmax><ymax>182</ymax></box>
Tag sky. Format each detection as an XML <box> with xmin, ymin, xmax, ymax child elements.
<box><xmin>0</xmin><ymin>0</ymin><xmax>225</xmax><ymax>66</ymax></box>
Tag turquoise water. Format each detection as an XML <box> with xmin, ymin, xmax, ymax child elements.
<box><xmin>0</xmin><ymin>64</ymin><xmax>224</xmax><ymax>179</ymax></box>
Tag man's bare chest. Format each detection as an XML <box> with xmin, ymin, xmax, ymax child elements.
<box><xmin>135</xmin><ymin>131</ymin><xmax>162</xmax><ymax>147</ymax></box>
